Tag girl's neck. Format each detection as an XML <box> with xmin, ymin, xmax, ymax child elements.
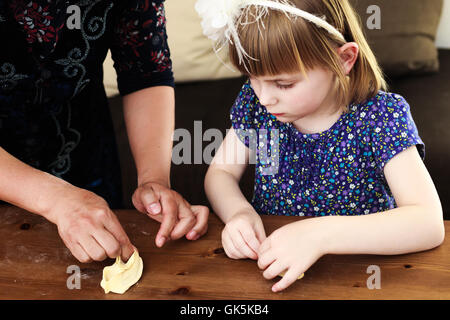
<box><xmin>292</xmin><ymin>106</ymin><xmax>343</xmax><ymax>135</ymax></box>
<box><xmin>293</xmin><ymin>84</ymin><xmax>344</xmax><ymax>135</ymax></box>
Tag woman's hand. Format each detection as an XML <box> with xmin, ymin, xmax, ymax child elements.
<box><xmin>222</xmin><ymin>208</ymin><xmax>266</xmax><ymax>260</ymax></box>
<box><xmin>132</xmin><ymin>181</ymin><xmax>209</xmax><ymax>247</ymax></box>
<box><xmin>45</xmin><ymin>185</ymin><xmax>135</xmax><ymax>263</ymax></box>
<box><xmin>257</xmin><ymin>219</ymin><xmax>327</xmax><ymax>292</ymax></box>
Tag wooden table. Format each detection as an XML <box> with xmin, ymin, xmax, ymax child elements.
<box><xmin>0</xmin><ymin>205</ymin><xmax>449</xmax><ymax>300</ymax></box>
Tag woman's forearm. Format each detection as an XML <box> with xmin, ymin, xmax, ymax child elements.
<box><xmin>123</xmin><ymin>86</ymin><xmax>175</xmax><ymax>188</ymax></box>
<box><xmin>204</xmin><ymin>167</ymin><xmax>254</xmax><ymax>224</ymax></box>
<box><xmin>319</xmin><ymin>205</ymin><xmax>445</xmax><ymax>255</ymax></box>
<box><xmin>0</xmin><ymin>147</ymin><xmax>69</xmax><ymax>217</ymax></box>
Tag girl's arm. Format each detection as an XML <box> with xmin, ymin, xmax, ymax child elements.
<box><xmin>204</xmin><ymin>127</ymin><xmax>253</xmax><ymax>223</ymax></box>
<box><xmin>205</xmin><ymin>128</ymin><xmax>266</xmax><ymax>259</ymax></box>
<box><xmin>320</xmin><ymin>145</ymin><xmax>445</xmax><ymax>255</ymax></box>
<box><xmin>123</xmin><ymin>86</ymin><xmax>209</xmax><ymax>246</ymax></box>
<box><xmin>257</xmin><ymin>146</ymin><xmax>444</xmax><ymax>292</ymax></box>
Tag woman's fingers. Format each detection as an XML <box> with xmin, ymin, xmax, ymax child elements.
<box><xmin>169</xmin><ymin>200</ymin><xmax>196</xmax><ymax>240</ymax></box>
<box><xmin>187</xmin><ymin>205</ymin><xmax>209</xmax><ymax>240</ymax></box>
<box><xmin>101</xmin><ymin>210</ymin><xmax>134</xmax><ymax>261</ymax></box>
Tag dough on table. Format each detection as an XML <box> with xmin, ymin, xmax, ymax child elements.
<box><xmin>100</xmin><ymin>250</ymin><xmax>143</xmax><ymax>294</ymax></box>
<box><xmin>279</xmin><ymin>272</ymin><xmax>304</xmax><ymax>280</ymax></box>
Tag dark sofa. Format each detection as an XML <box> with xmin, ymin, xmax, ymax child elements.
<box><xmin>109</xmin><ymin>49</ymin><xmax>450</xmax><ymax>220</ymax></box>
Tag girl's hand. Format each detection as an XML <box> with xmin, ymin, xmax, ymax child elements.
<box><xmin>132</xmin><ymin>181</ymin><xmax>209</xmax><ymax>247</ymax></box>
<box><xmin>257</xmin><ymin>219</ymin><xmax>327</xmax><ymax>292</ymax></box>
<box><xmin>222</xmin><ymin>208</ymin><xmax>266</xmax><ymax>260</ymax></box>
<box><xmin>45</xmin><ymin>185</ymin><xmax>135</xmax><ymax>263</ymax></box>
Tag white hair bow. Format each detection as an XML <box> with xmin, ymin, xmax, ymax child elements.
<box><xmin>195</xmin><ymin>0</ymin><xmax>346</xmax><ymax>67</ymax></box>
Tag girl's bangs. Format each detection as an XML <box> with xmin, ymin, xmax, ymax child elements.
<box><xmin>229</xmin><ymin>10</ymin><xmax>321</xmax><ymax>78</ymax></box>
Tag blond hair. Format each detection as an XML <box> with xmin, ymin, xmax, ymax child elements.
<box><xmin>229</xmin><ymin>0</ymin><xmax>387</xmax><ymax>111</ymax></box>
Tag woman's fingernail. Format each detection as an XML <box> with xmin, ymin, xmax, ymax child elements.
<box><xmin>188</xmin><ymin>231</ymin><xmax>197</xmax><ymax>239</ymax></box>
<box><xmin>157</xmin><ymin>236</ymin><xmax>166</xmax><ymax>247</ymax></box>
<box><xmin>148</xmin><ymin>203</ymin><xmax>161</xmax><ymax>214</ymax></box>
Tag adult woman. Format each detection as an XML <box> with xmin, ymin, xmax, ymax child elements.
<box><xmin>0</xmin><ymin>0</ymin><xmax>208</xmax><ymax>263</ymax></box>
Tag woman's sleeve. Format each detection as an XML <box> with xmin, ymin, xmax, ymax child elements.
<box><xmin>110</xmin><ymin>0</ymin><xmax>174</xmax><ymax>96</ymax></box>
<box><xmin>370</xmin><ymin>92</ymin><xmax>425</xmax><ymax>171</ymax></box>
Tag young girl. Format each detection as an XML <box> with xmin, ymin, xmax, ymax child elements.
<box><xmin>200</xmin><ymin>0</ymin><xmax>445</xmax><ymax>292</ymax></box>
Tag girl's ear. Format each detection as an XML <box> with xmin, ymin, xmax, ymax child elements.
<box><xmin>337</xmin><ymin>42</ymin><xmax>359</xmax><ymax>75</ymax></box>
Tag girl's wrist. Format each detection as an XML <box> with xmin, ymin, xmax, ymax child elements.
<box><xmin>293</xmin><ymin>216</ymin><xmax>334</xmax><ymax>256</ymax></box>
<box><xmin>225</xmin><ymin>205</ymin><xmax>258</xmax><ymax>224</ymax></box>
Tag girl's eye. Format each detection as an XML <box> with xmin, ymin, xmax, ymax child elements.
<box><xmin>276</xmin><ymin>83</ymin><xmax>294</xmax><ymax>90</ymax></box>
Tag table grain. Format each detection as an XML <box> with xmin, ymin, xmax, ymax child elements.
<box><xmin>0</xmin><ymin>205</ymin><xmax>448</xmax><ymax>299</ymax></box>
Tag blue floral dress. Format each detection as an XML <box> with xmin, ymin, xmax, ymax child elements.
<box><xmin>0</xmin><ymin>0</ymin><xmax>173</xmax><ymax>208</ymax></box>
<box><xmin>230</xmin><ymin>80</ymin><xmax>425</xmax><ymax>216</ymax></box>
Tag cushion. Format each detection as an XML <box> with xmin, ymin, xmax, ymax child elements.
<box><xmin>103</xmin><ymin>0</ymin><xmax>444</xmax><ymax>96</ymax></box>
<box><xmin>350</xmin><ymin>0</ymin><xmax>444</xmax><ymax>77</ymax></box>
<box><xmin>164</xmin><ymin>0</ymin><xmax>240</xmax><ymax>83</ymax></box>
<box><xmin>103</xmin><ymin>0</ymin><xmax>240</xmax><ymax>97</ymax></box>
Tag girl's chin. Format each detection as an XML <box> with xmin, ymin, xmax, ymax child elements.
<box><xmin>273</xmin><ymin>114</ymin><xmax>296</xmax><ymax>123</ymax></box>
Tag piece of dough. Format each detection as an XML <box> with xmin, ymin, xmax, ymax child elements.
<box><xmin>279</xmin><ymin>272</ymin><xmax>305</xmax><ymax>280</ymax></box>
<box><xmin>100</xmin><ymin>250</ymin><xmax>143</xmax><ymax>294</ymax></box>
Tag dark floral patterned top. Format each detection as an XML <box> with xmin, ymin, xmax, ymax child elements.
<box><xmin>0</xmin><ymin>0</ymin><xmax>174</xmax><ymax>208</ymax></box>
<box><xmin>230</xmin><ymin>80</ymin><xmax>425</xmax><ymax>216</ymax></box>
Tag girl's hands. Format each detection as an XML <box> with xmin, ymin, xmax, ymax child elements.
<box><xmin>257</xmin><ymin>219</ymin><xmax>327</xmax><ymax>292</ymax></box>
<box><xmin>45</xmin><ymin>185</ymin><xmax>135</xmax><ymax>264</ymax></box>
<box><xmin>132</xmin><ymin>181</ymin><xmax>209</xmax><ymax>247</ymax></box>
<box><xmin>222</xmin><ymin>208</ymin><xmax>266</xmax><ymax>260</ymax></box>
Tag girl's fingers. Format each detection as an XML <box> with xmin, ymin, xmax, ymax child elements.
<box><xmin>239</xmin><ymin>227</ymin><xmax>261</xmax><ymax>254</ymax></box>
<box><xmin>229</xmin><ymin>228</ymin><xmax>258</xmax><ymax>260</ymax></box>
<box><xmin>257</xmin><ymin>249</ymin><xmax>276</xmax><ymax>270</ymax></box>
<box><xmin>258</xmin><ymin>237</ymin><xmax>271</xmax><ymax>256</ymax></box>
<box><xmin>272</xmin><ymin>266</ymin><xmax>303</xmax><ymax>293</ymax></box>
<box><xmin>254</xmin><ymin>220</ymin><xmax>267</xmax><ymax>243</ymax></box>
<box><xmin>262</xmin><ymin>259</ymin><xmax>286</xmax><ymax>280</ymax></box>
<box><xmin>222</xmin><ymin>231</ymin><xmax>244</xmax><ymax>259</ymax></box>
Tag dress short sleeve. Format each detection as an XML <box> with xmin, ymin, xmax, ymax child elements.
<box><xmin>230</xmin><ymin>80</ymin><xmax>272</xmax><ymax>149</ymax></box>
<box><xmin>110</xmin><ymin>0</ymin><xmax>174</xmax><ymax>96</ymax></box>
<box><xmin>370</xmin><ymin>92</ymin><xmax>425</xmax><ymax>171</ymax></box>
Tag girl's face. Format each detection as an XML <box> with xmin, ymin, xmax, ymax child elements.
<box><xmin>249</xmin><ymin>66</ymin><xmax>339</xmax><ymax>125</ymax></box>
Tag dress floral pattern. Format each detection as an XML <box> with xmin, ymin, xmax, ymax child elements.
<box><xmin>230</xmin><ymin>80</ymin><xmax>425</xmax><ymax>216</ymax></box>
<box><xmin>11</xmin><ymin>1</ymin><xmax>63</xmax><ymax>44</ymax></box>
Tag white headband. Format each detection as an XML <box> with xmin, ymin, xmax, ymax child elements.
<box><xmin>195</xmin><ymin>0</ymin><xmax>346</xmax><ymax>68</ymax></box>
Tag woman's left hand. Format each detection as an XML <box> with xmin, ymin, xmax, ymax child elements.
<box><xmin>132</xmin><ymin>181</ymin><xmax>209</xmax><ymax>247</ymax></box>
<box><xmin>257</xmin><ymin>219</ymin><xmax>327</xmax><ymax>292</ymax></box>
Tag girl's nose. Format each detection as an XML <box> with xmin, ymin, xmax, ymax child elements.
<box><xmin>258</xmin><ymin>89</ymin><xmax>278</xmax><ymax>107</ymax></box>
